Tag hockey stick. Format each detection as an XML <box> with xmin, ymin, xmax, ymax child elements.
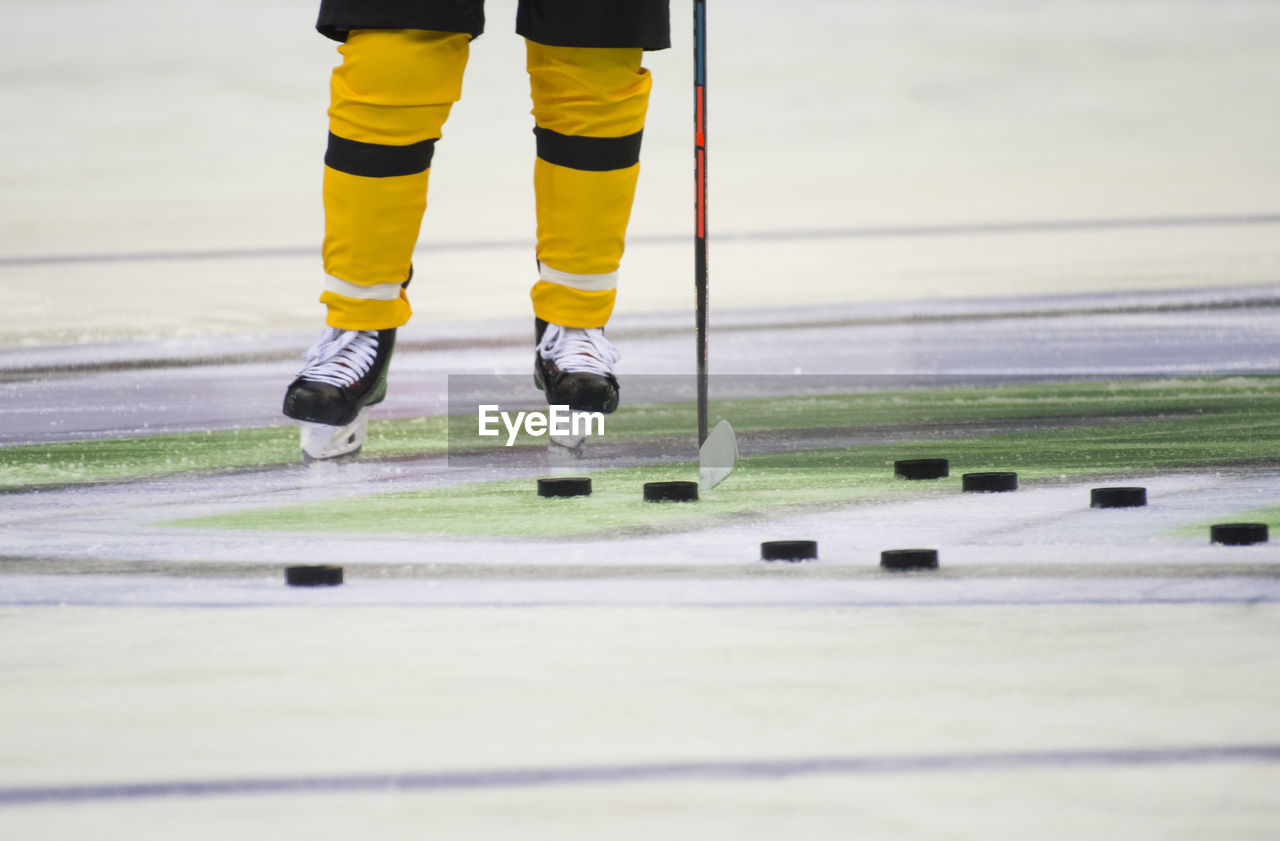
<box><xmin>694</xmin><ymin>0</ymin><xmax>709</xmax><ymax>446</ymax></box>
<box><xmin>694</xmin><ymin>0</ymin><xmax>737</xmax><ymax>490</ymax></box>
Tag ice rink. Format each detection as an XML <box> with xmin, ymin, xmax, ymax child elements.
<box><xmin>2</xmin><ymin>1</ymin><xmax>1280</xmax><ymax>837</ymax></box>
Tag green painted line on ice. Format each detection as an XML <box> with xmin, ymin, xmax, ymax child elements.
<box><xmin>0</xmin><ymin>418</ymin><xmax>450</xmax><ymax>490</ymax></box>
<box><xmin>4</xmin><ymin>378</ymin><xmax>1279</xmax><ymax>501</ymax></box>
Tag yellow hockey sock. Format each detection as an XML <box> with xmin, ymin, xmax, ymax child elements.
<box><xmin>321</xmin><ymin>29</ymin><xmax>470</xmax><ymax>330</ymax></box>
<box><xmin>526</xmin><ymin>41</ymin><xmax>651</xmax><ymax>328</ymax></box>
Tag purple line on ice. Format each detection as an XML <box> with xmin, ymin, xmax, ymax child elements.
<box><xmin>3</xmin><ymin>745</ymin><xmax>1277</xmax><ymax>806</ymax></box>
<box><xmin>3</xmin><ymin>574</ymin><xmax>1279</xmax><ymax>609</ymax></box>
<box><xmin>3</xmin><ymin>213</ymin><xmax>1279</xmax><ymax>267</ymax></box>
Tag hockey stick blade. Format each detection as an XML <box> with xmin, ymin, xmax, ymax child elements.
<box><xmin>699</xmin><ymin>419</ymin><xmax>737</xmax><ymax>491</ymax></box>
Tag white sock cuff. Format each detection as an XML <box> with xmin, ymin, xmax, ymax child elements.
<box><xmin>538</xmin><ymin>264</ymin><xmax>619</xmax><ymax>292</ymax></box>
<box><xmin>324</xmin><ymin>275</ymin><xmax>404</xmax><ymax>302</ymax></box>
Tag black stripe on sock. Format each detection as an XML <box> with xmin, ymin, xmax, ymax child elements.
<box><xmin>325</xmin><ymin>133</ymin><xmax>437</xmax><ymax>178</ymax></box>
<box><xmin>534</xmin><ymin>127</ymin><xmax>643</xmax><ymax>172</ymax></box>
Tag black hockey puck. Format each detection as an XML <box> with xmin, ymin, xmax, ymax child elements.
<box><xmin>1210</xmin><ymin>523</ymin><xmax>1269</xmax><ymax>546</ymax></box>
<box><xmin>537</xmin><ymin>477</ymin><xmax>592</xmax><ymax>498</ymax></box>
<box><xmin>962</xmin><ymin>472</ymin><xmax>1018</xmax><ymax>493</ymax></box>
<box><xmin>285</xmin><ymin>565</ymin><xmax>344</xmax><ymax>587</ymax></box>
<box><xmin>1090</xmin><ymin>487</ymin><xmax>1147</xmax><ymax>508</ymax></box>
<box><xmin>880</xmin><ymin>549</ymin><xmax>939</xmax><ymax>571</ymax></box>
<box><xmin>643</xmin><ymin>481</ymin><xmax>699</xmax><ymax>502</ymax></box>
<box><xmin>894</xmin><ymin>458</ymin><xmax>950</xmax><ymax>480</ymax></box>
<box><xmin>761</xmin><ymin>540</ymin><xmax>818</xmax><ymax>562</ymax></box>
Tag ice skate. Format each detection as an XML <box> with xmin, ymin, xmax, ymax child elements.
<box><xmin>283</xmin><ymin>327</ymin><xmax>396</xmax><ymax>461</ymax></box>
<box><xmin>533</xmin><ymin>319</ymin><xmax>621</xmax><ymax>415</ymax></box>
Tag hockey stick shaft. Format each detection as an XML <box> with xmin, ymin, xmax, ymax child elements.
<box><xmin>694</xmin><ymin>0</ymin><xmax>709</xmax><ymax>445</ymax></box>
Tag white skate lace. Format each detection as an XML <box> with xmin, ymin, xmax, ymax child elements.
<box><xmin>537</xmin><ymin>324</ymin><xmax>620</xmax><ymax>377</ymax></box>
<box><xmin>296</xmin><ymin>328</ymin><xmax>380</xmax><ymax>388</ymax></box>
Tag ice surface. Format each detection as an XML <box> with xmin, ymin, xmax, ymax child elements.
<box><xmin>2</xmin><ymin>2</ymin><xmax>1280</xmax><ymax>836</ymax></box>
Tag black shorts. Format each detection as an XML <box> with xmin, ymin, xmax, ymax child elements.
<box><xmin>317</xmin><ymin>0</ymin><xmax>671</xmax><ymax>51</ymax></box>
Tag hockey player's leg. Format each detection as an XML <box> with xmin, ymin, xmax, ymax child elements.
<box><xmin>525</xmin><ymin>41</ymin><xmax>651</xmax><ymax>417</ymax></box>
<box><xmin>284</xmin><ymin>29</ymin><xmax>468</xmax><ymax>460</ymax></box>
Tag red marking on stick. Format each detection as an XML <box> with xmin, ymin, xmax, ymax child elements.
<box><xmin>696</xmin><ymin>149</ymin><xmax>705</xmax><ymax>238</ymax></box>
<box><xmin>696</xmin><ymin>85</ymin><xmax>706</xmax><ymax>238</ymax></box>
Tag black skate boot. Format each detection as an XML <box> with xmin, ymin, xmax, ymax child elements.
<box><xmin>283</xmin><ymin>327</ymin><xmax>396</xmax><ymax>460</ymax></box>
<box><xmin>533</xmin><ymin>318</ymin><xmax>620</xmax><ymax>415</ymax></box>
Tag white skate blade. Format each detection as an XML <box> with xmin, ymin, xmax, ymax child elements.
<box><xmin>548</xmin><ymin>409</ymin><xmax>600</xmax><ymax>457</ymax></box>
<box><xmin>550</xmin><ymin>431</ymin><xmax>586</xmax><ymax>449</ymax></box>
<box><xmin>699</xmin><ymin>419</ymin><xmax>738</xmax><ymax>491</ymax></box>
<box><xmin>548</xmin><ymin>433</ymin><xmax>585</xmax><ymax>461</ymax></box>
<box><xmin>299</xmin><ymin>409</ymin><xmax>369</xmax><ymax>462</ymax></box>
